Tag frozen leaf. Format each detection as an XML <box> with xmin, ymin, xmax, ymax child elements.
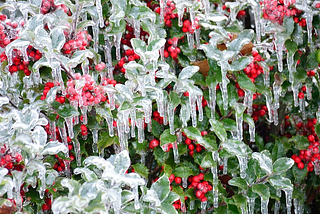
<box><xmin>40</xmin><ymin>141</ymin><xmax>68</xmax><ymax>156</ymax></box>
<box><xmin>230</xmin><ymin>57</ymin><xmax>253</xmax><ymax>72</ymax></box>
<box><xmin>252</xmin><ymin>151</ymin><xmax>273</xmax><ymax>175</ymax></box>
<box><xmin>0</xmin><ymin>97</ymin><xmax>9</xmax><ymax>108</ymax></box>
<box><xmin>237</xmin><ymin>72</ymin><xmax>256</xmax><ymax>92</ymax></box>
<box><xmin>178</xmin><ymin>66</ymin><xmax>200</xmax><ymax>80</ymax></box>
<box><xmin>111</xmin><ymin>150</ymin><xmax>131</xmax><ymax>174</ymax></box>
<box><xmin>61</xmin><ymin>178</ymin><xmax>81</xmax><ymax>197</ymax></box>
<box><xmin>50</xmin><ymin>27</ymin><xmax>66</xmax><ymax>51</ymax></box>
<box><xmin>57</xmin><ymin>104</ymin><xmax>79</xmax><ymax>118</ymax></box>
<box><xmin>147</xmin><ymin>38</ymin><xmax>166</xmax><ymax>52</ymax></box>
<box><xmin>160</xmin><ymin>129</ymin><xmax>177</xmax><ymax>147</ymax></box>
<box><xmin>74</xmin><ymin>168</ymin><xmax>98</xmax><ymax>182</ymax></box>
<box><xmin>132</xmin><ymin>163</ymin><xmax>149</xmax><ymax>178</ymax></box>
<box><xmin>209</xmin><ymin>119</ymin><xmax>227</xmax><ymax>142</ymax></box>
<box><xmin>222</xmin><ymin>140</ymin><xmax>251</xmax><ymax>156</ymax></box>
<box><xmin>228</xmin><ymin>177</ymin><xmax>248</xmax><ymax>191</ymax></box>
<box><xmin>269</xmin><ymin>176</ymin><xmax>293</xmax><ymax>190</ymax></box>
<box><xmin>150</xmin><ymin>175</ymin><xmax>170</xmax><ymax>202</ymax></box>
<box><xmin>273</xmin><ymin>158</ymin><xmax>294</xmax><ymax>174</ymax></box>
<box><xmin>252</xmin><ymin>183</ymin><xmax>269</xmax><ymax>201</ymax></box>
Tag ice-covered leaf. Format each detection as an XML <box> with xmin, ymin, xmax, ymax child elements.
<box><xmin>40</xmin><ymin>141</ymin><xmax>68</xmax><ymax>156</ymax></box>
<box><xmin>252</xmin><ymin>183</ymin><xmax>269</xmax><ymax>201</ymax></box>
<box><xmin>273</xmin><ymin>157</ymin><xmax>294</xmax><ymax>174</ymax></box>
<box><xmin>252</xmin><ymin>151</ymin><xmax>273</xmax><ymax>175</ymax></box>
<box><xmin>0</xmin><ymin>97</ymin><xmax>9</xmax><ymax>108</ymax></box>
<box><xmin>228</xmin><ymin>177</ymin><xmax>248</xmax><ymax>190</ymax></box>
<box><xmin>227</xmin><ymin>30</ymin><xmax>254</xmax><ymax>53</ymax></box>
<box><xmin>209</xmin><ymin>119</ymin><xmax>227</xmax><ymax>142</ymax></box>
<box><xmin>111</xmin><ymin>150</ymin><xmax>131</xmax><ymax>174</ymax></box>
<box><xmin>74</xmin><ymin>168</ymin><xmax>98</xmax><ymax>182</ymax></box>
<box><xmin>160</xmin><ymin>129</ymin><xmax>177</xmax><ymax>147</ymax></box>
<box><xmin>50</xmin><ymin>27</ymin><xmax>66</xmax><ymax>51</ymax></box>
<box><xmin>151</xmin><ymin>175</ymin><xmax>170</xmax><ymax>202</ymax></box>
<box><xmin>222</xmin><ymin>140</ymin><xmax>251</xmax><ymax>156</ymax></box>
<box><xmin>67</xmin><ymin>50</ymin><xmax>94</xmax><ymax>68</ymax></box>
<box><xmin>237</xmin><ymin>72</ymin><xmax>256</xmax><ymax>92</ymax></box>
<box><xmin>143</xmin><ymin>189</ymin><xmax>161</xmax><ymax>206</ymax></box>
<box><xmin>61</xmin><ymin>178</ymin><xmax>81</xmax><ymax>197</ymax></box>
<box><xmin>57</xmin><ymin>104</ymin><xmax>79</xmax><ymax>118</ymax></box>
<box><xmin>132</xmin><ymin>163</ymin><xmax>149</xmax><ymax>178</ymax></box>
<box><xmin>147</xmin><ymin>38</ymin><xmax>166</xmax><ymax>52</ymax></box>
<box><xmin>230</xmin><ymin>56</ymin><xmax>253</xmax><ymax>72</ymax></box>
<box><xmin>178</xmin><ymin>66</ymin><xmax>200</xmax><ymax>80</ymax></box>
<box><xmin>131</xmin><ymin>38</ymin><xmax>146</xmax><ymax>57</ymax></box>
<box><xmin>269</xmin><ymin>176</ymin><xmax>293</xmax><ymax>190</ymax></box>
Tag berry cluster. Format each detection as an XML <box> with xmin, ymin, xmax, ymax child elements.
<box><xmin>153</xmin><ymin>111</ymin><xmax>164</xmax><ymax>124</ymax></box>
<box><xmin>188</xmin><ymin>173</ymin><xmax>212</xmax><ymax>202</ymax></box>
<box><xmin>291</xmin><ymin>119</ymin><xmax>319</xmax><ymax>172</ymax></box>
<box><xmin>262</xmin><ymin>0</ymin><xmax>296</xmax><ymax>25</ymax></box>
<box><xmin>0</xmin><ymin>15</ymin><xmax>22</xmax><ymax>48</ymax></box>
<box><xmin>185</xmin><ymin>137</ymin><xmax>205</xmax><ymax>156</ymax></box>
<box><xmin>66</xmin><ymin>74</ymin><xmax>107</xmax><ymax>107</ymax></box>
<box><xmin>40</xmin><ymin>82</ymin><xmax>66</xmax><ymax>104</ymax></box>
<box><xmin>0</xmin><ymin>145</ymin><xmax>23</xmax><ymax>170</ymax></box>
<box><xmin>243</xmin><ymin>51</ymin><xmax>264</xmax><ymax>82</ymax></box>
<box><xmin>41</xmin><ymin>0</ymin><xmax>70</xmax><ymax>15</ymax></box>
<box><xmin>252</xmin><ymin>104</ymin><xmax>268</xmax><ymax>122</ymax></box>
<box><xmin>152</xmin><ymin>0</ymin><xmax>178</xmax><ymax>27</ymax></box>
<box><xmin>164</xmin><ymin>37</ymin><xmax>181</xmax><ymax>59</ymax></box>
<box><xmin>62</xmin><ymin>30</ymin><xmax>92</xmax><ymax>55</ymax></box>
<box><xmin>182</xmin><ymin>19</ymin><xmax>200</xmax><ymax>34</ymax></box>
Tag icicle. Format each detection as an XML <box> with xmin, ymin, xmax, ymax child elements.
<box><xmin>299</xmin><ymin>97</ymin><xmax>306</xmax><ymax>120</ymax></box>
<box><xmin>80</xmin><ymin>106</ymin><xmax>88</xmax><ymax>124</ymax></box>
<box><xmin>223</xmin><ymin>157</ymin><xmax>228</xmax><ymax>174</ymax></box>
<box><xmin>159</xmin><ymin>0</ymin><xmax>165</xmax><ymax>24</ymax></box>
<box><xmin>236</xmin><ymin>112</ymin><xmax>243</xmax><ymax>141</ymax></box>
<box><xmin>260</xmin><ymin>197</ymin><xmax>269</xmax><ymax>214</ymax></box>
<box><xmin>12</xmin><ymin>171</ymin><xmax>23</xmax><ymax>211</ymax></box>
<box><xmin>168</xmin><ymin>104</ymin><xmax>175</xmax><ymax>135</ymax></box>
<box><xmin>104</xmin><ymin>36</ymin><xmax>113</xmax><ymax>79</ymax></box>
<box><xmin>105</xmin><ymin>116</ymin><xmax>114</xmax><ymax>137</ymax></box>
<box><xmin>273</xmin><ymin>83</ymin><xmax>281</xmax><ymax>110</ymax></box>
<box><xmin>96</xmin><ymin>0</ymin><xmax>104</xmax><ymax>28</ymax></box>
<box><xmin>140</xmin><ymin>152</ymin><xmax>146</xmax><ymax>165</ymax></box>
<box><xmin>59</xmin><ymin>126</ymin><xmax>68</xmax><ymax>147</ymax></box>
<box><xmin>252</xmin><ymin>3</ymin><xmax>262</xmax><ymax>43</ymax></box>
<box><xmin>6</xmin><ymin>49</ymin><xmax>13</xmax><ymax>66</ymax></box>
<box><xmin>189</xmin><ymin>94</ymin><xmax>198</xmax><ymax>128</ymax></box>
<box><xmin>147</xmin><ymin>121</ymin><xmax>152</xmax><ymax>132</ymax></box>
<box><xmin>133</xmin><ymin>19</ymin><xmax>141</xmax><ymax>39</ymax></box>
<box><xmin>187</xmin><ymin>32</ymin><xmax>194</xmax><ymax>50</ymax></box>
<box><xmin>177</xmin><ymin>5</ymin><xmax>185</xmax><ymax>27</ymax></box>
<box><xmin>244</xmin><ymin>90</ymin><xmax>253</xmax><ymax>116</ymax></box>
<box><xmin>196</xmin><ymin>95</ymin><xmax>203</xmax><ymax>122</ymax></box>
<box><xmin>160</xmin><ymin>45</ymin><xmax>165</xmax><ymax>61</ymax></box>
<box><xmin>114</xmin><ymin>32</ymin><xmax>122</xmax><ymax>61</ymax></box>
<box><xmin>287</xmin><ymin>53</ymin><xmax>296</xmax><ymax>83</ymax></box>
<box><xmin>72</xmin><ymin>139</ymin><xmax>82</xmax><ymax>166</ymax></box>
<box><xmin>195</xmin><ymin>28</ymin><xmax>201</xmax><ymax>49</ymax></box>
<box><xmin>173</xmin><ymin>141</ymin><xmax>179</xmax><ymax>164</ymax></box>
<box><xmin>181</xmin><ymin>202</ymin><xmax>186</xmax><ymax>213</ymax></box>
<box><xmin>65</xmin><ymin>117</ymin><xmax>74</xmax><ymax>139</ymax></box>
<box><xmin>201</xmin><ymin>200</ymin><xmax>207</xmax><ymax>214</ymax></box>
<box><xmin>163</xmin><ymin>99</ymin><xmax>168</xmax><ymax>125</ymax></box>
<box><xmin>92</xmin><ymin>24</ymin><xmax>99</xmax><ymax>53</ymax></box>
<box><xmin>190</xmin><ymin>200</ymin><xmax>195</xmax><ymax>210</ymax></box>
<box><xmin>202</xmin><ymin>0</ymin><xmax>210</xmax><ymax>17</ymax></box>
<box><xmin>305</xmin><ymin>8</ymin><xmax>313</xmax><ymax>46</ymax></box>
<box><xmin>274</xmin><ymin>35</ymin><xmax>285</xmax><ymax>72</ymax></box>
<box><xmin>213</xmin><ymin>187</ymin><xmax>219</xmax><ymax>208</ymax></box>
<box><xmin>106</xmin><ymin>90</ymin><xmax>115</xmax><ymax>110</ymax></box>
<box><xmin>292</xmin><ymin>83</ymin><xmax>300</xmax><ymax>107</ymax></box>
<box><xmin>220</xmin><ymin>69</ymin><xmax>229</xmax><ymax>111</ymax></box>
<box><xmin>317</xmin><ymin>107</ymin><xmax>320</xmax><ymax>124</ymax></box>
<box><xmin>237</xmin><ymin>156</ymin><xmax>247</xmax><ymax>179</ymax></box>
<box><xmin>274</xmin><ymin>200</ymin><xmax>280</xmax><ymax>214</ymax></box>
<box><xmin>249</xmin><ymin>123</ymin><xmax>255</xmax><ymax>142</ymax></box>
<box><xmin>313</xmin><ymin>160</ymin><xmax>320</xmax><ymax>175</ymax></box>
<box><xmin>265</xmin><ymin>94</ymin><xmax>273</xmax><ymax>123</ymax></box>
<box><xmin>92</xmin><ymin>129</ymin><xmax>99</xmax><ymax>153</ymax></box>
<box><xmin>306</xmin><ymin>85</ymin><xmax>312</xmax><ymax>100</ymax></box>
<box><xmin>130</xmin><ymin>110</ymin><xmax>136</xmax><ymax>138</ymax></box>
<box><xmin>248</xmin><ymin>197</ymin><xmax>255</xmax><ymax>214</ymax></box>
<box><xmin>293</xmin><ymin>198</ymin><xmax>303</xmax><ymax>214</ymax></box>
<box><xmin>208</xmin><ymin>84</ymin><xmax>217</xmax><ymax>118</ymax></box>
<box><xmin>241</xmin><ymin>206</ymin><xmax>248</xmax><ymax>214</ymax></box>
<box><xmin>132</xmin><ymin>185</ymin><xmax>140</xmax><ymax>209</ymax></box>
<box><xmin>136</xmin><ymin>118</ymin><xmax>145</xmax><ymax>144</ymax></box>
<box><xmin>283</xmin><ymin>188</ymin><xmax>293</xmax><ymax>214</ymax></box>
<box><xmin>182</xmin><ymin>177</ymin><xmax>188</xmax><ymax>188</ymax></box>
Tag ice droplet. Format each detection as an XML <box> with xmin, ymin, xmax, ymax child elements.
<box><xmin>299</xmin><ymin>97</ymin><xmax>306</xmax><ymax>120</ymax></box>
<box><xmin>260</xmin><ymin>197</ymin><xmax>269</xmax><ymax>214</ymax></box>
<box><xmin>182</xmin><ymin>177</ymin><xmax>188</xmax><ymax>188</ymax></box>
<box><xmin>201</xmin><ymin>200</ymin><xmax>207</xmax><ymax>214</ymax></box>
<box><xmin>72</xmin><ymin>138</ymin><xmax>82</xmax><ymax>166</ymax></box>
<box><xmin>114</xmin><ymin>32</ymin><xmax>123</xmax><ymax>61</ymax></box>
<box><xmin>223</xmin><ymin>157</ymin><xmax>228</xmax><ymax>174</ymax></box>
<box><xmin>283</xmin><ymin>188</ymin><xmax>293</xmax><ymax>214</ymax></box>
<box><xmin>92</xmin><ymin>129</ymin><xmax>99</xmax><ymax>153</ymax></box>
<box><xmin>173</xmin><ymin>140</ymin><xmax>180</xmax><ymax>164</ymax></box>
<box><xmin>247</xmin><ymin>197</ymin><xmax>255</xmax><ymax>214</ymax></box>
<box><xmin>237</xmin><ymin>155</ymin><xmax>247</xmax><ymax>179</ymax></box>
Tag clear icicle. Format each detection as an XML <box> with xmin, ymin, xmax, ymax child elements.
<box><xmin>182</xmin><ymin>177</ymin><xmax>188</xmax><ymax>188</ymax></box>
<box><xmin>293</xmin><ymin>198</ymin><xmax>301</xmax><ymax>214</ymax></box>
<box><xmin>92</xmin><ymin>129</ymin><xmax>99</xmax><ymax>153</ymax></box>
<box><xmin>306</xmin><ymin>85</ymin><xmax>312</xmax><ymax>100</ymax></box>
<box><xmin>248</xmin><ymin>197</ymin><xmax>255</xmax><ymax>214</ymax></box>
<box><xmin>189</xmin><ymin>94</ymin><xmax>198</xmax><ymax>128</ymax></box>
<box><xmin>105</xmin><ymin>116</ymin><xmax>114</xmax><ymax>137</ymax></box>
<box><xmin>292</xmin><ymin>83</ymin><xmax>300</xmax><ymax>107</ymax></box>
<box><xmin>196</xmin><ymin>95</ymin><xmax>203</xmax><ymax>122</ymax></box>
<box><xmin>241</xmin><ymin>206</ymin><xmax>248</xmax><ymax>214</ymax></box>
<box><xmin>252</xmin><ymin>3</ymin><xmax>262</xmax><ymax>43</ymax></box>
<box><xmin>223</xmin><ymin>157</ymin><xmax>228</xmax><ymax>174</ymax></box>
<box><xmin>133</xmin><ymin>19</ymin><xmax>141</xmax><ymax>39</ymax></box>
<box><xmin>273</xmin><ymin>103</ymin><xmax>279</xmax><ymax>126</ymax></box>
<box><xmin>177</xmin><ymin>5</ymin><xmax>185</xmax><ymax>27</ymax></box>
<box><xmin>317</xmin><ymin>107</ymin><xmax>320</xmax><ymax>124</ymax></box>
<box><xmin>237</xmin><ymin>156</ymin><xmax>247</xmax><ymax>179</ymax></box>
<box><xmin>106</xmin><ymin>90</ymin><xmax>115</xmax><ymax>110</ymax></box>
<box><xmin>236</xmin><ymin>112</ymin><xmax>243</xmax><ymax>141</ymax></box>
<box><xmin>140</xmin><ymin>152</ymin><xmax>146</xmax><ymax>165</ymax></box>
<box><xmin>244</xmin><ymin>90</ymin><xmax>253</xmax><ymax>116</ymax></box>
<box><xmin>80</xmin><ymin>106</ymin><xmax>88</xmax><ymax>125</ymax></box>
<box><xmin>213</xmin><ymin>187</ymin><xmax>219</xmax><ymax>208</ymax></box>
<box><xmin>96</xmin><ymin>0</ymin><xmax>104</xmax><ymax>28</ymax></box>
<box><xmin>190</xmin><ymin>200</ymin><xmax>195</xmax><ymax>210</ymax></box>
<box><xmin>249</xmin><ymin>124</ymin><xmax>255</xmax><ymax>142</ymax></box>
<box><xmin>168</xmin><ymin>104</ymin><xmax>175</xmax><ymax>135</ymax></box>
<box><xmin>12</xmin><ymin>170</ymin><xmax>23</xmax><ymax>210</ymax></box>
<box><xmin>201</xmin><ymin>200</ymin><xmax>207</xmax><ymax>214</ymax></box>
<box><xmin>274</xmin><ymin>200</ymin><xmax>280</xmax><ymax>214</ymax></box>
<box><xmin>132</xmin><ymin>185</ymin><xmax>140</xmax><ymax>209</ymax></box>
<box><xmin>202</xmin><ymin>0</ymin><xmax>210</xmax><ymax>17</ymax></box>
<box><xmin>50</xmin><ymin>121</ymin><xmax>57</xmax><ymax>140</ymax></box>
<box><xmin>260</xmin><ymin>197</ymin><xmax>269</xmax><ymax>214</ymax></box>
<box><xmin>283</xmin><ymin>188</ymin><xmax>293</xmax><ymax>214</ymax></box>
<box><xmin>114</xmin><ymin>32</ymin><xmax>123</xmax><ymax>61</ymax></box>
<box><xmin>92</xmin><ymin>24</ymin><xmax>99</xmax><ymax>53</ymax></box>
<box><xmin>208</xmin><ymin>84</ymin><xmax>217</xmax><ymax>118</ymax></box>
<box><xmin>265</xmin><ymin>94</ymin><xmax>273</xmax><ymax>123</ymax></box>
<box><xmin>130</xmin><ymin>110</ymin><xmax>136</xmax><ymax>138</ymax></box>
<box><xmin>65</xmin><ymin>117</ymin><xmax>74</xmax><ymax>139</ymax></box>
<box><xmin>220</xmin><ymin>73</ymin><xmax>229</xmax><ymax>111</ymax></box>
<box><xmin>173</xmin><ymin>142</ymin><xmax>179</xmax><ymax>164</ymax></box>
<box><xmin>159</xmin><ymin>0</ymin><xmax>165</xmax><ymax>24</ymax></box>
<box><xmin>104</xmin><ymin>36</ymin><xmax>113</xmax><ymax>79</ymax></box>
<box><xmin>287</xmin><ymin>53</ymin><xmax>296</xmax><ymax>83</ymax></box>
<box><xmin>305</xmin><ymin>8</ymin><xmax>313</xmax><ymax>46</ymax></box>
<box><xmin>299</xmin><ymin>97</ymin><xmax>306</xmax><ymax>120</ymax></box>
<box><xmin>195</xmin><ymin>28</ymin><xmax>201</xmax><ymax>48</ymax></box>
<box><xmin>181</xmin><ymin>202</ymin><xmax>186</xmax><ymax>213</ymax></box>
<box><xmin>136</xmin><ymin>118</ymin><xmax>145</xmax><ymax>144</ymax></box>
<box><xmin>187</xmin><ymin>33</ymin><xmax>195</xmax><ymax>54</ymax></box>
<box><xmin>273</xmin><ymin>83</ymin><xmax>281</xmax><ymax>110</ymax></box>
<box><xmin>72</xmin><ymin>138</ymin><xmax>82</xmax><ymax>166</ymax></box>
<box><xmin>274</xmin><ymin>35</ymin><xmax>285</xmax><ymax>72</ymax></box>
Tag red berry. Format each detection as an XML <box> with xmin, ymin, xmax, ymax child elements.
<box><xmin>175</xmin><ymin>177</ymin><xmax>182</xmax><ymax>184</ymax></box>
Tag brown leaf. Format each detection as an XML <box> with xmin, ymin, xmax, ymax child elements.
<box><xmin>0</xmin><ymin>204</ymin><xmax>17</xmax><ymax>214</ymax></box>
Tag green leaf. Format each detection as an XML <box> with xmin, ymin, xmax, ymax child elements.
<box><xmin>252</xmin><ymin>151</ymin><xmax>273</xmax><ymax>175</ymax></box>
<box><xmin>173</xmin><ymin>166</ymin><xmax>193</xmax><ymax>178</ymax></box>
<box><xmin>237</xmin><ymin>71</ymin><xmax>256</xmax><ymax>92</ymax></box>
<box><xmin>221</xmin><ymin>118</ymin><xmax>237</xmax><ymax>131</ymax></box>
<box><xmin>147</xmin><ymin>38</ymin><xmax>166</xmax><ymax>52</ymax></box>
<box><xmin>230</xmin><ymin>57</ymin><xmax>253</xmax><ymax>71</ymax></box>
<box><xmin>151</xmin><ymin>119</ymin><xmax>162</xmax><ymax>139</ymax></box>
<box><xmin>307</xmin><ymin>51</ymin><xmax>319</xmax><ymax>70</ymax></box>
<box><xmin>288</xmin><ymin>135</ymin><xmax>309</xmax><ymax>150</ymax></box>
<box><xmin>50</xmin><ymin>27</ymin><xmax>66</xmax><ymax>51</ymax></box>
<box><xmin>169</xmin><ymin>92</ymin><xmax>181</xmax><ymax>108</ymax></box>
<box><xmin>209</xmin><ymin>119</ymin><xmax>227</xmax><ymax>142</ymax></box>
<box><xmin>292</xmin><ymin>165</ymin><xmax>308</xmax><ymax>182</ymax></box>
<box><xmin>315</xmin><ymin>124</ymin><xmax>320</xmax><ymax>140</ymax></box>
<box><xmin>273</xmin><ymin>157</ymin><xmax>294</xmax><ymax>174</ymax></box>
<box><xmin>151</xmin><ymin>175</ymin><xmax>170</xmax><ymax>202</ymax></box>
<box><xmin>232</xmin><ymin>194</ymin><xmax>247</xmax><ymax>208</ymax></box>
<box><xmin>200</xmin><ymin>152</ymin><xmax>216</xmax><ymax>168</ymax></box>
<box><xmin>97</xmin><ymin>132</ymin><xmax>119</xmax><ymax>150</ymax></box>
<box><xmin>154</xmin><ymin>146</ymin><xmax>170</xmax><ymax>163</ymax></box>
<box><xmin>243</xmin><ymin>114</ymin><xmax>254</xmax><ymax>127</ymax></box>
<box><xmin>252</xmin><ymin>183</ymin><xmax>269</xmax><ymax>201</ymax></box>
<box><xmin>56</xmin><ymin>104</ymin><xmax>79</xmax><ymax>118</ymax></box>
<box><xmin>228</xmin><ymin>177</ymin><xmax>248</xmax><ymax>190</ymax></box>
<box><xmin>160</xmin><ymin>129</ymin><xmax>177</xmax><ymax>147</ymax></box>
<box><xmin>228</xmin><ymin>29</ymin><xmax>254</xmax><ymax>53</ymax></box>
<box><xmin>285</xmin><ymin>40</ymin><xmax>297</xmax><ymax>56</ymax></box>
<box><xmin>272</xmin><ymin>140</ymin><xmax>285</xmax><ymax>161</ymax></box>
<box><xmin>269</xmin><ymin>176</ymin><xmax>293</xmax><ymax>190</ymax></box>
<box><xmin>182</xmin><ymin>127</ymin><xmax>216</xmax><ymax>150</ymax></box>
<box><xmin>132</xmin><ymin>163</ymin><xmax>149</xmax><ymax>178</ymax></box>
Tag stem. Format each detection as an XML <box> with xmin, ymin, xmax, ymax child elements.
<box><xmin>69</xmin><ymin>3</ymin><xmax>82</xmax><ymax>40</ymax></box>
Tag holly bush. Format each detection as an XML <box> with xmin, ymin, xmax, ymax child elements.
<box><xmin>1</xmin><ymin>0</ymin><xmax>320</xmax><ymax>213</ymax></box>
